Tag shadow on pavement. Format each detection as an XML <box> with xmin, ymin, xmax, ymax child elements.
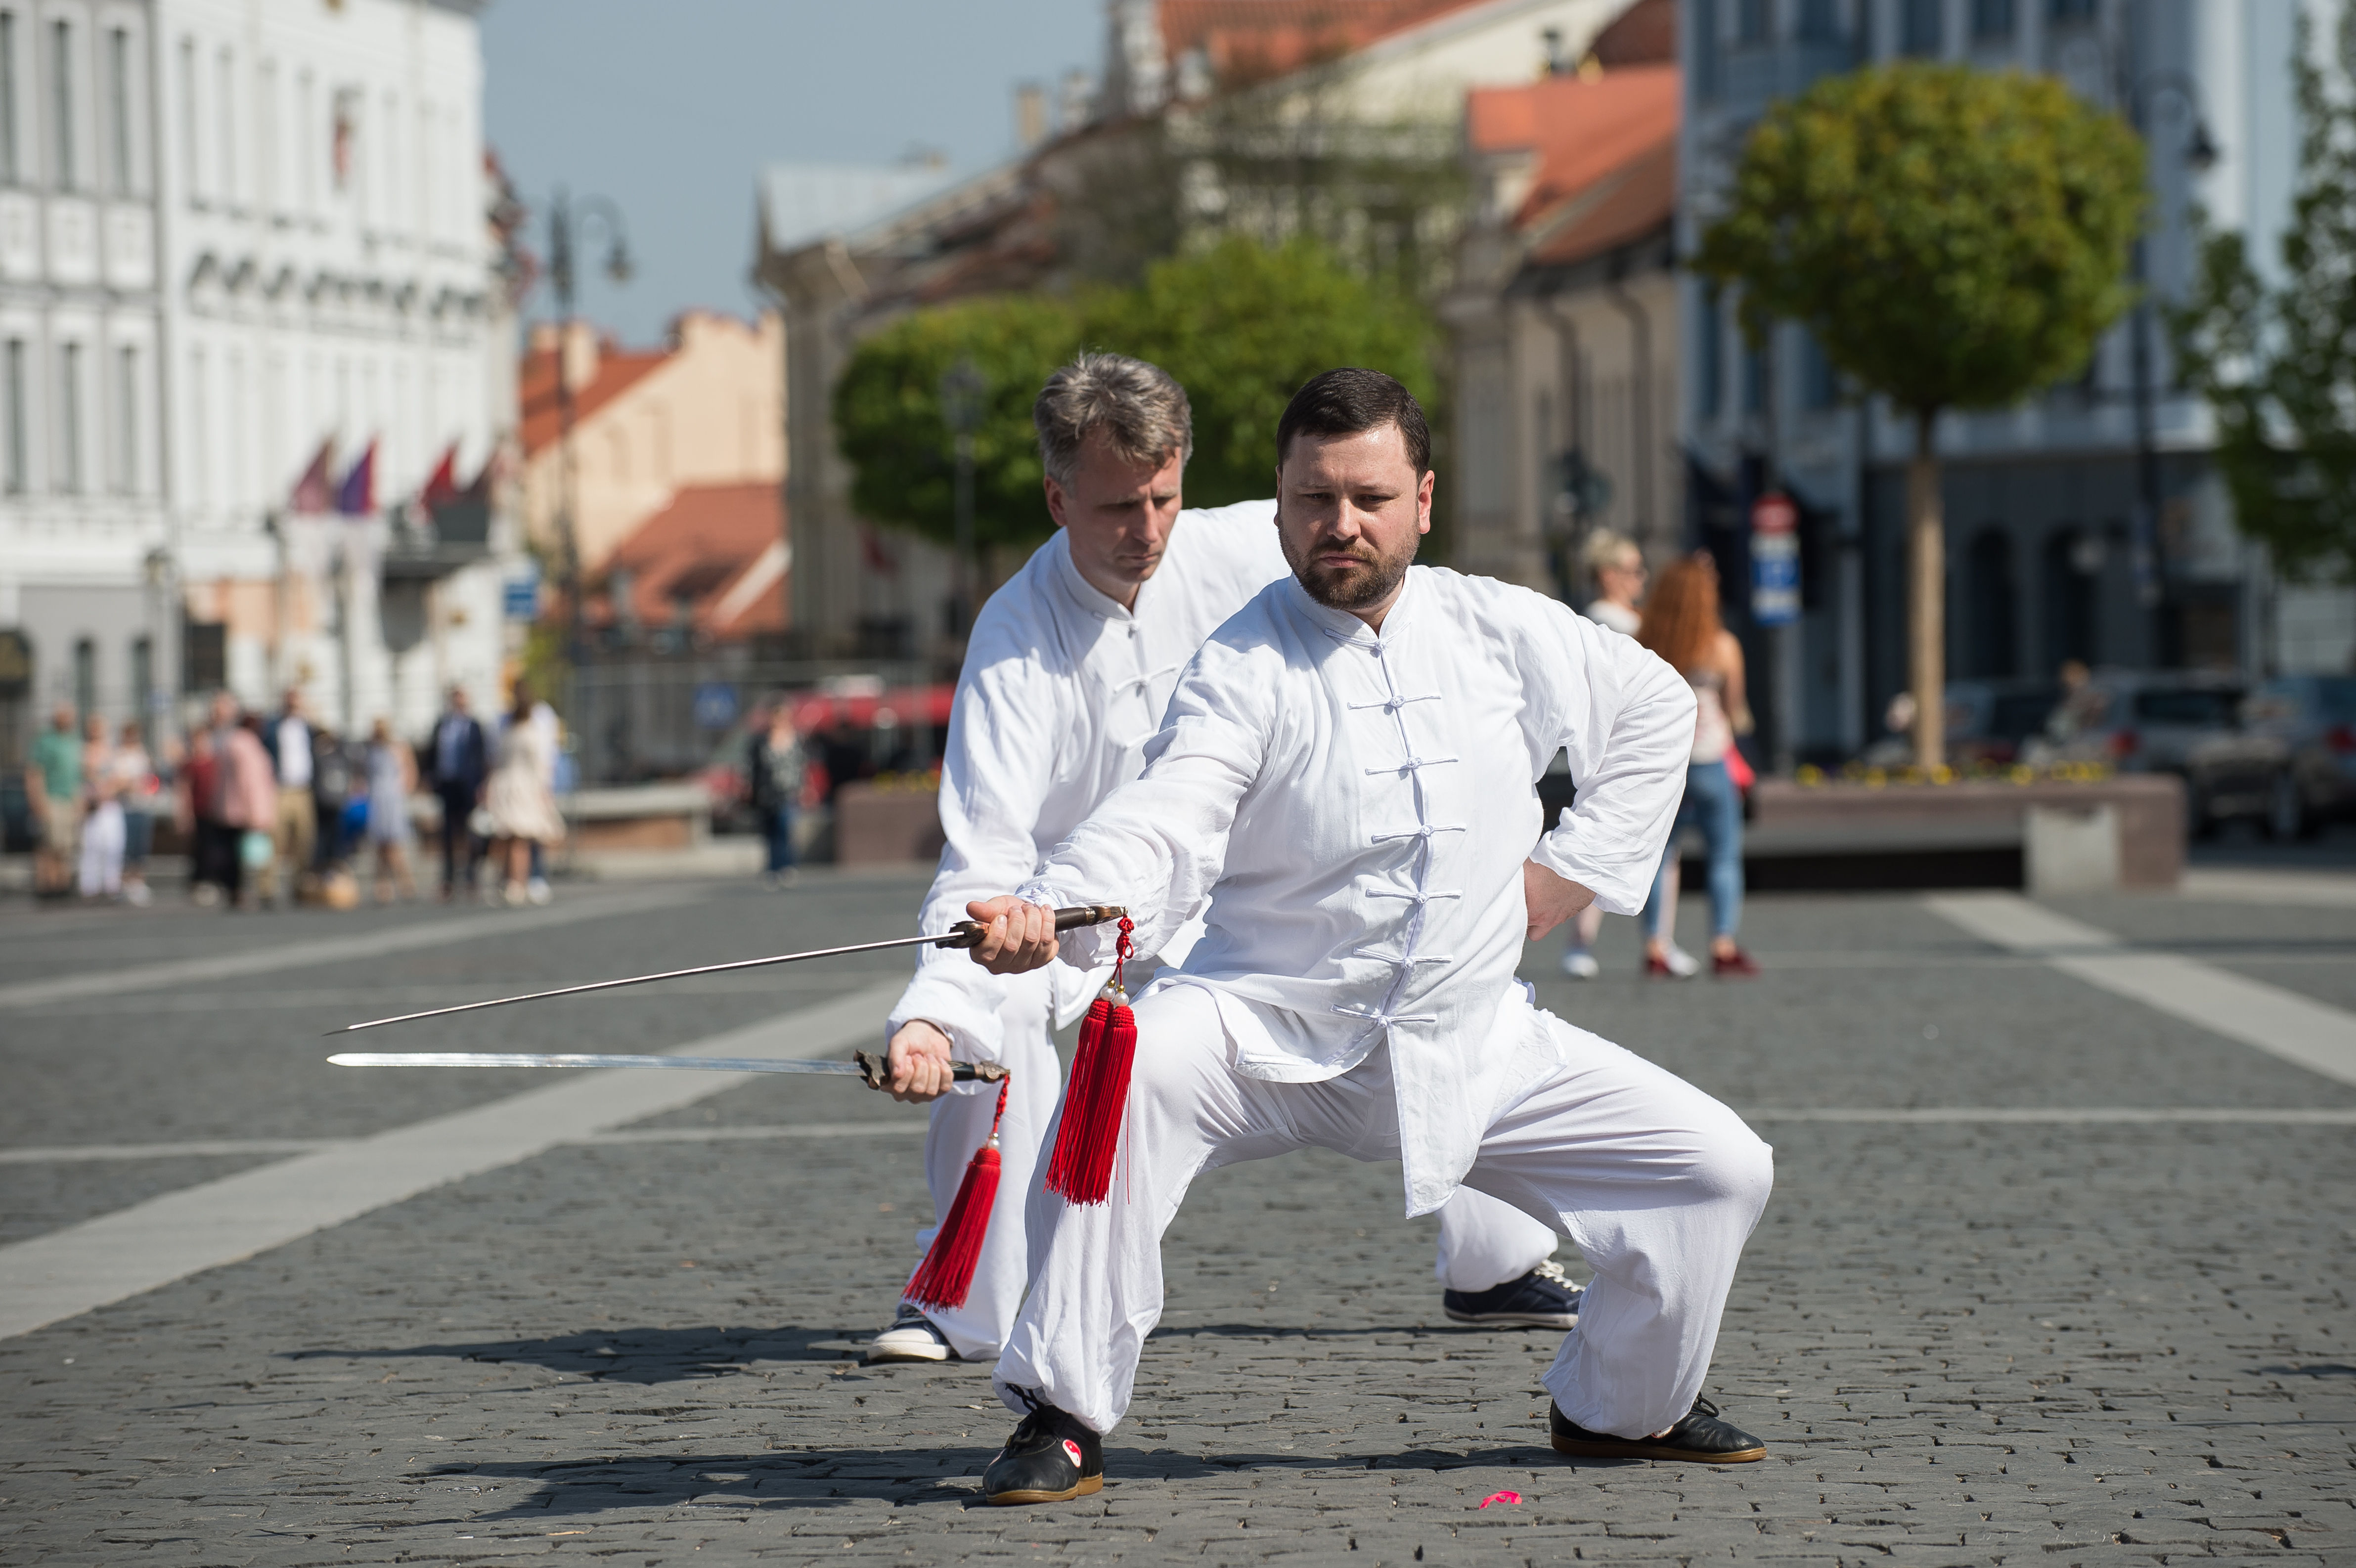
<box><xmin>424</xmin><ymin>1442</ymin><xmax>1575</xmax><ymax>1521</ymax></box>
<box><xmin>288</xmin><ymin>1324</ymin><xmax>863</xmax><ymax>1383</ymax></box>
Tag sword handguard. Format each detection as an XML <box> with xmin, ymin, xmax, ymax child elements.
<box><xmin>935</xmin><ymin>904</ymin><xmax>1128</xmax><ymax>950</ymax></box>
<box><xmin>853</xmin><ymin>1049</ymin><xmax>1012</xmax><ymax>1091</ymax></box>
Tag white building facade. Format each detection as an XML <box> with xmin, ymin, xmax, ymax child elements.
<box><xmin>1680</xmin><ymin>0</ymin><xmax>2356</xmax><ymax>764</ymax></box>
<box><xmin>0</xmin><ymin>0</ymin><xmax>516</xmax><ymax>768</ymax></box>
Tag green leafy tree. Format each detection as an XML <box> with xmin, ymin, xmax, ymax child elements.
<box><xmin>831</xmin><ymin>295</ymin><xmax>1083</xmax><ymax>554</ymax></box>
<box><xmin>1694</xmin><ymin>62</ymin><xmax>2144</xmax><ymax>767</ymax></box>
<box><xmin>2170</xmin><ymin>9</ymin><xmax>2356</xmax><ymax>583</ymax></box>
<box><xmin>1084</xmin><ymin>234</ymin><xmax>1436</xmax><ymax>508</ymax></box>
<box><xmin>834</xmin><ymin>237</ymin><xmax>1437</xmax><ymax>565</ymax></box>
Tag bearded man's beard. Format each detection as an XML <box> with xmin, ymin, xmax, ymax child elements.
<box><xmin>1284</xmin><ymin>527</ymin><xmax>1419</xmax><ymax>611</ymax></box>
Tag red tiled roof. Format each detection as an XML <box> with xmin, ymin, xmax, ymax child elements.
<box><xmin>1160</xmin><ymin>0</ymin><xmax>1491</xmax><ymax>87</ymax></box>
<box><xmin>1525</xmin><ymin>131</ymin><xmax>1677</xmax><ymax>266</ymax></box>
<box><xmin>1467</xmin><ymin>63</ymin><xmax>1679</xmax><ymax>238</ymax></box>
<box><xmin>586</xmin><ymin>482</ymin><xmax>790</xmax><ymax>641</ymax></box>
<box><xmin>519</xmin><ymin>342</ymin><xmax>668</xmax><ymax>456</ymax></box>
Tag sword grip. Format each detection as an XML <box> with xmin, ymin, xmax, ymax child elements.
<box><xmin>852</xmin><ymin>1049</ymin><xmax>1012</xmax><ymax>1091</ymax></box>
<box><xmin>935</xmin><ymin>904</ymin><xmax>1128</xmax><ymax>950</ymax></box>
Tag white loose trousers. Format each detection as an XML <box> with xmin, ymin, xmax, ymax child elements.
<box><xmin>993</xmin><ymin>982</ymin><xmax>1774</xmax><ymax>1438</ymax></box>
<box><xmin>912</xmin><ymin>984</ymin><xmax>1561</xmax><ymax>1358</ymax></box>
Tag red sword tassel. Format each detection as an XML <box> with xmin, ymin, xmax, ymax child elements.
<box><xmin>902</xmin><ymin>1076</ymin><xmax>1009</xmax><ymax>1312</ymax></box>
<box><xmin>1043</xmin><ymin>916</ymin><xmax>1137</xmax><ymax>1205</ymax></box>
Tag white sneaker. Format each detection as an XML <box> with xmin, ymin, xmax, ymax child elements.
<box><xmin>865</xmin><ymin>1303</ymin><xmax>957</xmax><ymax>1363</ymax></box>
<box><xmin>527</xmin><ymin>877</ymin><xmax>552</xmax><ymax>905</ymax></box>
<box><xmin>1559</xmin><ymin>948</ymin><xmax>1600</xmax><ymax>980</ymax></box>
<box><xmin>1659</xmin><ymin>943</ymin><xmax>1702</xmax><ymax>978</ymax></box>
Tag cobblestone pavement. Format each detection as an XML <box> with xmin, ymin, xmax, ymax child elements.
<box><xmin>0</xmin><ymin>874</ymin><xmax>2350</xmax><ymax>1566</ymax></box>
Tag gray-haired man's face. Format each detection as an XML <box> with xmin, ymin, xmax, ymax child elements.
<box><xmin>1043</xmin><ymin>430</ymin><xmax>1185</xmax><ymax>611</ymax></box>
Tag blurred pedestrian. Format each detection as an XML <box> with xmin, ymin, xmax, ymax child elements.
<box><xmin>749</xmin><ymin>699</ymin><xmax>805</xmax><ymax>889</ymax></box>
<box><xmin>1581</xmin><ymin>529</ymin><xmax>1646</xmax><ymax>635</ymax></box>
<box><xmin>1562</xmin><ymin>530</ymin><xmax>1647</xmax><ymax>978</ymax></box>
<box><xmin>364</xmin><ymin>716</ymin><xmax>418</xmax><ymax>902</ymax></box>
<box><xmin>262</xmin><ymin>688</ymin><xmax>317</xmax><ymax>908</ymax></box>
<box><xmin>25</xmin><ymin>703</ymin><xmax>82</xmax><ymax>900</ymax></box>
<box><xmin>115</xmin><ymin>720</ymin><xmax>160</xmax><ymax>906</ymax></box>
<box><xmin>1637</xmin><ymin>555</ymin><xmax>1757</xmax><ymax>979</ymax></box>
<box><xmin>522</xmin><ymin>691</ymin><xmax>560</xmax><ymax>903</ymax></box>
<box><xmin>485</xmin><ymin>682</ymin><xmax>563</xmax><ymax>906</ymax></box>
<box><xmin>183</xmin><ymin>709</ymin><xmax>230</xmax><ymax>906</ymax></box>
<box><xmin>426</xmin><ymin>685</ymin><xmax>488</xmax><ymax>902</ymax></box>
<box><xmin>76</xmin><ymin>714</ymin><xmax>124</xmax><ymax>901</ymax></box>
<box><xmin>223</xmin><ymin>711</ymin><xmax>279</xmax><ymax>911</ymax></box>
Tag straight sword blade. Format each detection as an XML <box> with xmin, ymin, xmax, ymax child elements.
<box><xmin>324</xmin><ymin>904</ymin><xmax>1124</xmax><ymax>1036</ymax></box>
<box><xmin>326</xmin><ymin>1050</ymin><xmax>1009</xmax><ymax>1087</ymax></box>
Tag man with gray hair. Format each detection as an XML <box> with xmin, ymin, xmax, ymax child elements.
<box><xmin>864</xmin><ymin>352</ymin><xmax>1576</xmax><ymax>1365</ymax></box>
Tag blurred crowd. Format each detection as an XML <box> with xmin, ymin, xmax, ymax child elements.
<box><xmin>20</xmin><ymin>680</ymin><xmax>571</xmax><ymax>913</ymax></box>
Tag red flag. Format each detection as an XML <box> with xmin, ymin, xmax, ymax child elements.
<box><xmin>419</xmin><ymin>444</ymin><xmax>460</xmax><ymax>507</ymax></box>
<box><xmin>290</xmin><ymin>440</ymin><xmax>336</xmax><ymax>514</ymax></box>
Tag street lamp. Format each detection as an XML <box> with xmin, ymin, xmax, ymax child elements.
<box><xmin>938</xmin><ymin>357</ymin><xmax>984</xmax><ymax>643</ymax></box>
<box><xmin>544</xmin><ymin>187</ymin><xmax>632</xmax><ymax>670</ymax></box>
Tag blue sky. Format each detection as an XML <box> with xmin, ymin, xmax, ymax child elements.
<box><xmin>481</xmin><ymin>0</ymin><xmax>1101</xmax><ymax>345</ymax></box>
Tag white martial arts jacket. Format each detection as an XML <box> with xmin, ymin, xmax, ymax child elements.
<box><xmin>1023</xmin><ymin>566</ymin><xmax>1696</xmax><ymax>1216</ymax></box>
<box><xmin>887</xmin><ymin>500</ymin><xmax>1286</xmax><ymax>1063</ymax></box>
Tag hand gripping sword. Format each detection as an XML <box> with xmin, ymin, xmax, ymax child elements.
<box><xmin>324</xmin><ymin>904</ymin><xmax>1125</xmax><ymax>1092</ymax></box>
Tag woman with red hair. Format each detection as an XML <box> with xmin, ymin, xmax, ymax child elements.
<box><xmin>1635</xmin><ymin>555</ymin><xmax>1758</xmax><ymax>977</ymax></box>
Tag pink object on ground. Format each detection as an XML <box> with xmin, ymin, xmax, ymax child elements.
<box><xmin>1478</xmin><ymin>1491</ymin><xmax>1522</xmax><ymax>1508</ymax></box>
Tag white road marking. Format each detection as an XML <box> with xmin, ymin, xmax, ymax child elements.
<box><xmin>0</xmin><ymin>1140</ymin><xmax>338</xmax><ymax>1164</ymax></box>
<box><xmin>1739</xmin><ymin>1106</ymin><xmax>2356</xmax><ymax>1124</ymax></box>
<box><xmin>0</xmin><ymin>978</ymin><xmax>906</xmax><ymax>1342</ymax></box>
<box><xmin>0</xmin><ymin>885</ymin><xmax>707</xmax><ymax>1011</ymax></box>
<box><xmin>2178</xmin><ymin>868</ymin><xmax>2356</xmax><ymax>908</ymax></box>
<box><xmin>1924</xmin><ymin>891</ymin><xmax>2356</xmax><ymax>1088</ymax></box>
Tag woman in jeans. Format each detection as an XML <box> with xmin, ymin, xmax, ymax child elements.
<box><xmin>1637</xmin><ymin>555</ymin><xmax>1759</xmax><ymax>978</ymax></box>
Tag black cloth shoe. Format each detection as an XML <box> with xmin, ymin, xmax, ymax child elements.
<box><xmin>982</xmin><ymin>1394</ymin><xmax>1104</xmax><ymax>1505</ymax></box>
<box><xmin>1442</xmin><ymin>1259</ymin><xmax>1582</xmax><ymax>1329</ymax></box>
<box><xmin>1550</xmin><ymin>1395</ymin><xmax>1766</xmax><ymax>1463</ymax></box>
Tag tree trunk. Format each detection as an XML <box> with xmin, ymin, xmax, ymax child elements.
<box><xmin>1908</xmin><ymin>410</ymin><xmax>1946</xmax><ymax>772</ymax></box>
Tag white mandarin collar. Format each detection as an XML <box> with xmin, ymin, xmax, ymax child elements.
<box><xmin>1051</xmin><ymin>529</ymin><xmax>1154</xmax><ymax>624</ymax></box>
<box><xmin>1282</xmin><ymin>565</ymin><xmax>1424</xmax><ymax>649</ymax></box>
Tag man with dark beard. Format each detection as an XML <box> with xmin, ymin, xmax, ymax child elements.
<box><xmin>948</xmin><ymin>368</ymin><xmax>1777</xmax><ymax>1504</ymax></box>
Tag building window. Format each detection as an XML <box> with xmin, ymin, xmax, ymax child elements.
<box><xmin>48</xmin><ymin>18</ymin><xmax>71</xmax><ymax>190</ymax></box>
<box><xmin>297</xmin><ymin>70</ymin><xmax>315</xmax><ymax>214</ymax></box>
<box><xmin>105</xmin><ymin>26</ymin><xmax>127</xmax><ymax>193</ymax></box>
<box><xmin>215</xmin><ymin>48</ymin><xmax>233</xmax><ymax>204</ymax></box>
<box><xmin>1797</xmin><ymin>0</ymin><xmax>1843</xmax><ymax>43</ymax></box>
<box><xmin>0</xmin><ymin>13</ymin><xmax>18</xmax><ymax>184</ymax></box>
<box><xmin>1801</xmin><ymin>332</ymin><xmax>1840</xmax><ymax>410</ymax></box>
<box><xmin>1697</xmin><ymin>292</ymin><xmax>1724</xmax><ymax>421</ymax></box>
<box><xmin>2</xmin><ymin>338</ymin><xmax>23</xmax><ymax>492</ymax></box>
<box><xmin>177</xmin><ymin>38</ymin><xmax>196</xmax><ymax>200</ymax></box>
<box><xmin>111</xmin><ymin>344</ymin><xmax>135</xmax><ymax>493</ymax></box>
<box><xmin>258</xmin><ymin>60</ymin><xmax>276</xmax><ymax>212</ymax></box>
<box><xmin>181</xmin><ymin>620</ymin><xmax>225</xmax><ymax>694</ymax></box>
<box><xmin>188</xmin><ymin>346</ymin><xmax>207</xmax><ymax>506</ymax></box>
<box><xmin>1694</xmin><ymin>0</ymin><xmax>1721</xmax><ymax>100</ymax></box>
<box><xmin>1902</xmin><ymin>0</ymin><xmax>1944</xmax><ymax>55</ymax></box>
<box><xmin>56</xmin><ymin>342</ymin><xmax>82</xmax><ymax>493</ymax></box>
<box><xmin>1742</xmin><ymin>328</ymin><xmax>1770</xmax><ymax>418</ymax></box>
<box><xmin>2048</xmin><ymin>0</ymin><xmax>2095</xmax><ymax>23</ymax></box>
<box><xmin>1972</xmin><ymin>0</ymin><xmax>2017</xmax><ymax>40</ymax></box>
<box><xmin>1736</xmin><ymin>0</ymin><xmax>1771</xmax><ymax>46</ymax></box>
<box><xmin>72</xmin><ymin>636</ymin><xmax>95</xmax><ymax>723</ymax></box>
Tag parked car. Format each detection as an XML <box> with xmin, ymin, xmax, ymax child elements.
<box><xmin>1945</xmin><ymin>679</ymin><xmax>2063</xmax><ymax>767</ymax></box>
<box><xmin>2223</xmin><ymin>675</ymin><xmax>2356</xmax><ymax>840</ymax></box>
<box><xmin>2025</xmin><ymin>670</ymin><xmax>2262</xmax><ymax>834</ymax></box>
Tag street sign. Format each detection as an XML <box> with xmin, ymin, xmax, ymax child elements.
<box><xmin>1750</xmin><ymin>493</ymin><xmax>1801</xmax><ymax>626</ymax></box>
<box><xmin>503</xmin><ymin>562</ymin><xmax>540</xmax><ymax>621</ymax></box>
<box><xmin>693</xmin><ymin>682</ymin><xmax>739</xmax><ymax>732</ymax></box>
